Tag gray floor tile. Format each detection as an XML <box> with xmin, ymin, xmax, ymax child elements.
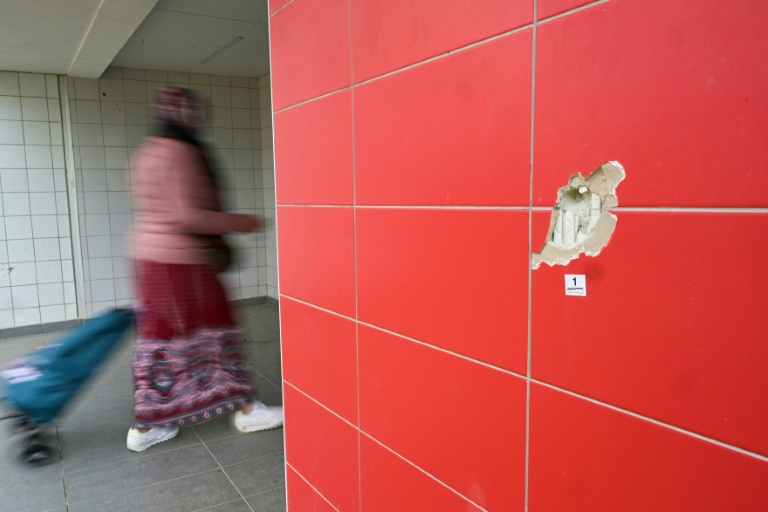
<box><xmin>224</xmin><ymin>452</ymin><xmax>285</xmax><ymax>497</ymax></box>
<box><xmin>60</xmin><ymin>426</ymin><xmax>201</xmax><ymax>473</ymax></box>
<box><xmin>58</xmin><ymin>373</ymin><xmax>135</xmax><ymax>426</ymax></box>
<box><xmin>244</xmin><ymin>334</ymin><xmax>280</xmax><ymax>350</ymax></box>
<box><xmin>246</xmin><ymin>487</ymin><xmax>287</xmax><ymax>512</ymax></box>
<box><xmin>241</xmin><ymin>303</ymin><xmax>279</xmax><ymax>323</ymax></box>
<box><xmin>67</xmin><ymin>468</ymin><xmax>241</xmax><ymax>512</ymax></box>
<box><xmin>57</xmin><ymin>393</ymin><xmax>135</xmax><ymax>433</ymax></box>
<box><xmin>0</xmin><ymin>434</ymin><xmax>61</xmax><ymax>486</ymax></box>
<box><xmin>254</xmin><ymin>373</ymin><xmax>284</xmax><ymax>405</ymax></box>
<box><xmin>193</xmin><ymin>498</ymin><xmax>253</xmax><ymax>512</ymax></box>
<box><xmin>0</xmin><ymin>478</ymin><xmax>65</xmax><ymax>512</ymax></box>
<box><xmin>0</xmin><ymin>334</ymin><xmax>51</xmax><ymax>362</ymax></box>
<box><xmin>205</xmin><ymin>428</ymin><xmax>284</xmax><ymax>467</ymax></box>
<box><xmin>66</xmin><ymin>444</ymin><xmax>218</xmax><ymax>504</ymax></box>
<box><xmin>247</xmin><ymin>342</ymin><xmax>283</xmax><ymax>388</ymax></box>
<box><xmin>1</xmin><ymin>427</ymin><xmax>62</xmax><ymax>506</ymax></box>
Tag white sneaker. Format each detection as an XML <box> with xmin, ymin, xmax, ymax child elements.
<box><xmin>126</xmin><ymin>425</ymin><xmax>179</xmax><ymax>452</ymax></box>
<box><xmin>234</xmin><ymin>401</ymin><xmax>284</xmax><ymax>433</ymax></box>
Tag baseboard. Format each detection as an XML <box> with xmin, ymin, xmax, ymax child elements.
<box><xmin>0</xmin><ymin>319</ymin><xmax>83</xmax><ymax>339</ymax></box>
<box><xmin>232</xmin><ymin>296</ymin><xmax>268</xmax><ymax>307</ymax></box>
<box><xmin>231</xmin><ymin>295</ymin><xmax>279</xmax><ymax>310</ymax></box>
<box><xmin>0</xmin><ymin>296</ymin><xmax>279</xmax><ymax>340</ymax></box>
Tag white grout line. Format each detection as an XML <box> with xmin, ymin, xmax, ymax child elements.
<box><xmin>537</xmin><ymin>0</ymin><xmax>611</xmax><ymax>26</ymax></box>
<box><xmin>524</xmin><ymin>2</ymin><xmax>539</xmax><ymax>509</ymax></box>
<box><xmin>353</xmin><ymin>25</ymin><xmax>535</xmax><ymax>88</ymax></box>
<box><xmin>531</xmin><ymin>379</ymin><xmax>768</xmax><ymax>463</ymax></box>
<box><xmin>275</xmin><ymin>203</ymin><xmax>768</xmax><ymax>212</ymax></box>
<box><xmin>612</xmin><ymin>207</ymin><xmax>768</xmax><ymax>213</ymax></box>
<box><xmin>280</xmin><ymin>294</ymin><xmax>528</xmax><ymax>380</ymax></box>
<box><xmin>280</xmin><ymin>204</ymin><xmax>531</xmax><ymax>210</ymax></box>
<box><xmin>270</xmin><ymin>0</ymin><xmax>295</xmax><ymax>18</ymax></box>
<box><xmin>285</xmin><ymin>461</ymin><xmax>341</xmax><ymax>512</ymax></box>
<box><xmin>357</xmin><ymin>205</ymin><xmax>530</xmax><ymax>210</ymax></box>
<box><xmin>348</xmin><ymin>0</ymin><xmax>364</xmax><ymax>508</ymax></box>
<box><xmin>279</xmin><ymin>294</ymin><xmax>354</xmax><ymax>321</ymax></box>
<box><xmin>274</xmin><ymin>86</ymin><xmax>353</xmax><ymax>114</ymax></box>
<box><xmin>357</xmin><ymin>321</ymin><xmax>529</xmax><ymax>380</ymax></box>
<box><xmin>361</xmin><ymin>432</ymin><xmax>489</xmax><ymax>512</ymax></box>
<box><xmin>285</xmin><ymin>381</ymin><xmax>358</xmax><ymax>430</ymax></box>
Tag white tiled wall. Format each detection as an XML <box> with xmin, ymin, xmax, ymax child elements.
<box><xmin>0</xmin><ymin>71</ymin><xmax>77</xmax><ymax>328</ymax></box>
<box><xmin>68</xmin><ymin>67</ymin><xmax>273</xmax><ymax>316</ymax></box>
<box><xmin>258</xmin><ymin>75</ymin><xmax>278</xmax><ymax>299</ymax></box>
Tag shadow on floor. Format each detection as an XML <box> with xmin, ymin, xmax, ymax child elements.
<box><xmin>0</xmin><ymin>305</ymin><xmax>285</xmax><ymax>512</ymax></box>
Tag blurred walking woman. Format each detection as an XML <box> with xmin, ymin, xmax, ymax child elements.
<box><xmin>126</xmin><ymin>87</ymin><xmax>282</xmax><ymax>452</ymax></box>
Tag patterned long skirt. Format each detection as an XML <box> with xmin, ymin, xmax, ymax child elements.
<box><xmin>132</xmin><ymin>260</ymin><xmax>255</xmax><ymax>429</ymax></box>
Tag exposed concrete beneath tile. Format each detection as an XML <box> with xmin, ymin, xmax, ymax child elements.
<box><xmin>532</xmin><ymin>161</ymin><xmax>626</xmax><ymax>269</ymax></box>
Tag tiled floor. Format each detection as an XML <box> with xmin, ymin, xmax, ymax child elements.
<box><xmin>0</xmin><ymin>305</ymin><xmax>286</xmax><ymax>512</ymax></box>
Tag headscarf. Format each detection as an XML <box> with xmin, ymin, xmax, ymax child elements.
<box><xmin>151</xmin><ymin>86</ymin><xmax>205</xmax><ymax>137</ymax></box>
<box><xmin>151</xmin><ymin>86</ymin><xmax>221</xmax><ymax>193</ymax></box>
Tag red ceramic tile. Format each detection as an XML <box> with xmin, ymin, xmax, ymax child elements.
<box><xmin>351</xmin><ymin>0</ymin><xmax>533</xmax><ymax>82</ymax></box>
<box><xmin>270</xmin><ymin>0</ymin><xmax>351</xmax><ymax>110</ymax></box>
<box><xmin>357</xmin><ymin>208</ymin><xmax>528</xmax><ymax>372</ymax></box>
<box><xmin>275</xmin><ymin>90</ymin><xmax>353</xmax><ymax>205</ymax></box>
<box><xmin>537</xmin><ymin>0</ymin><xmax>595</xmax><ymax>20</ymax></box>
<box><xmin>286</xmin><ymin>466</ymin><xmax>337</xmax><ymax>512</ymax></box>
<box><xmin>355</xmin><ymin>32</ymin><xmax>532</xmax><ymax>206</ymax></box>
<box><xmin>280</xmin><ymin>296</ymin><xmax>358</xmax><ymax>423</ymax></box>
<box><xmin>529</xmin><ymin>384</ymin><xmax>768</xmax><ymax>511</ymax></box>
<box><xmin>358</xmin><ymin>325</ymin><xmax>527</xmax><ymax>511</ymax></box>
<box><xmin>268</xmin><ymin>0</ymin><xmax>291</xmax><ymax>14</ymax></box>
<box><xmin>534</xmin><ymin>0</ymin><xmax>768</xmax><ymax>207</ymax></box>
<box><xmin>284</xmin><ymin>384</ymin><xmax>359</xmax><ymax>511</ymax></box>
<box><xmin>277</xmin><ymin>206</ymin><xmax>355</xmax><ymax>317</ymax></box>
<box><xmin>360</xmin><ymin>434</ymin><xmax>484</xmax><ymax>512</ymax></box>
<box><xmin>531</xmin><ymin>211</ymin><xmax>768</xmax><ymax>456</ymax></box>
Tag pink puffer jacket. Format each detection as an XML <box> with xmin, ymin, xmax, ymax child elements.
<box><xmin>128</xmin><ymin>137</ymin><xmax>247</xmax><ymax>265</ymax></box>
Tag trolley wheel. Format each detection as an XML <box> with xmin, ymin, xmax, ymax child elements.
<box><xmin>20</xmin><ymin>434</ymin><xmax>57</xmax><ymax>466</ymax></box>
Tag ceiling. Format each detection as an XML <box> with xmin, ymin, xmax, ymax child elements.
<box><xmin>111</xmin><ymin>0</ymin><xmax>271</xmax><ymax>78</ymax></box>
<box><xmin>0</xmin><ymin>0</ymin><xmax>270</xmax><ymax>79</ymax></box>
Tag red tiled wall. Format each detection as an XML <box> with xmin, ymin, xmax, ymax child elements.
<box><xmin>270</xmin><ymin>0</ymin><xmax>768</xmax><ymax>510</ymax></box>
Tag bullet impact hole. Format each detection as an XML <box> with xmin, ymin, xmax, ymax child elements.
<box><xmin>532</xmin><ymin>161</ymin><xmax>626</xmax><ymax>269</ymax></box>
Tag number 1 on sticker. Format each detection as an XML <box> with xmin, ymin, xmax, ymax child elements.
<box><xmin>565</xmin><ymin>274</ymin><xmax>587</xmax><ymax>297</ymax></box>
